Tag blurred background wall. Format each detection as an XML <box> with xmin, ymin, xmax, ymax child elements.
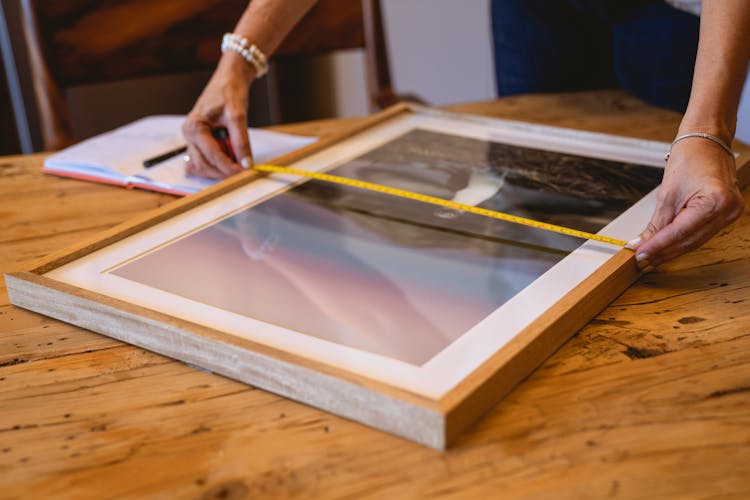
<box><xmin>2</xmin><ymin>0</ymin><xmax>749</xmax><ymax>155</ymax></box>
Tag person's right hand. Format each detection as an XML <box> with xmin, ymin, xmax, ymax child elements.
<box><xmin>627</xmin><ymin>135</ymin><xmax>745</xmax><ymax>269</ymax></box>
<box><xmin>182</xmin><ymin>53</ymin><xmax>256</xmax><ymax>179</ymax></box>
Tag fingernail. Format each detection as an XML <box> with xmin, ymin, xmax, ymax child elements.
<box><xmin>635</xmin><ymin>252</ymin><xmax>652</xmax><ymax>271</ymax></box>
<box><xmin>625</xmin><ymin>236</ymin><xmax>641</xmax><ymax>250</ymax></box>
<box><xmin>240</xmin><ymin>157</ymin><xmax>252</xmax><ymax>169</ymax></box>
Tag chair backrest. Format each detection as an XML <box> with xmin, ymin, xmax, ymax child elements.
<box><xmin>2</xmin><ymin>0</ymin><xmax>397</xmax><ymax>152</ymax></box>
<box><xmin>0</xmin><ymin>59</ymin><xmax>20</xmax><ymax>154</ymax></box>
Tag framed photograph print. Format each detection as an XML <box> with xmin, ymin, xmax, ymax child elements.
<box><xmin>7</xmin><ymin>104</ymin><xmax>747</xmax><ymax>449</ymax></box>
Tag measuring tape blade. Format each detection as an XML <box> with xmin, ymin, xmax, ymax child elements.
<box><xmin>252</xmin><ymin>164</ymin><xmax>628</xmax><ymax>247</ymax></box>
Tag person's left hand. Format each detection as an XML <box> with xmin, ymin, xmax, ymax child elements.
<box><xmin>627</xmin><ymin>137</ymin><xmax>745</xmax><ymax>270</ymax></box>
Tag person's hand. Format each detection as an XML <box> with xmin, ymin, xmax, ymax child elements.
<box><xmin>628</xmin><ymin>137</ymin><xmax>745</xmax><ymax>271</ymax></box>
<box><xmin>182</xmin><ymin>54</ymin><xmax>256</xmax><ymax>179</ymax></box>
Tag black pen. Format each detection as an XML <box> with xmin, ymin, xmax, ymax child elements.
<box><xmin>143</xmin><ymin>145</ymin><xmax>188</xmax><ymax>168</ymax></box>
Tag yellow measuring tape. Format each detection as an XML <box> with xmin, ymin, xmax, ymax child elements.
<box><xmin>252</xmin><ymin>164</ymin><xmax>628</xmax><ymax>247</ymax></box>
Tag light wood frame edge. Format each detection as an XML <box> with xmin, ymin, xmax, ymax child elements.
<box><xmin>438</xmin><ymin>153</ymin><xmax>750</xmax><ymax>447</ymax></box>
<box><xmin>5</xmin><ymin>271</ymin><xmax>447</xmax><ymax>448</ymax></box>
<box><xmin>9</xmin><ymin>102</ymin><xmax>455</xmax><ymax>448</ymax></box>
<box><xmin>28</xmin><ymin>103</ymin><xmax>413</xmax><ymax>275</ymax></box>
<box><xmin>439</xmin><ymin>249</ymin><xmax>638</xmax><ymax>446</ymax></box>
<box><xmin>10</xmin><ymin>103</ymin><xmax>747</xmax><ymax>449</ymax></box>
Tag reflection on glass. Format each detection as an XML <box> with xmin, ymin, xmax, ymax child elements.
<box><xmin>113</xmin><ymin>129</ymin><xmax>661</xmax><ymax>365</ymax></box>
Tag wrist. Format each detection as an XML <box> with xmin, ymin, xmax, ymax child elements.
<box><xmin>665</xmin><ymin>132</ymin><xmax>735</xmax><ymax>163</ymax></box>
<box><xmin>221</xmin><ymin>32</ymin><xmax>269</xmax><ymax>79</ymax></box>
<box><xmin>217</xmin><ymin>51</ymin><xmax>257</xmax><ymax>88</ymax></box>
<box><xmin>680</xmin><ymin>106</ymin><xmax>737</xmax><ymax>146</ymax></box>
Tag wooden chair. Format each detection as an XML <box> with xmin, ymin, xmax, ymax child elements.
<box><xmin>0</xmin><ymin>60</ymin><xmax>21</xmax><ymax>154</ymax></box>
<box><xmin>0</xmin><ymin>0</ymin><xmax>407</xmax><ymax>153</ymax></box>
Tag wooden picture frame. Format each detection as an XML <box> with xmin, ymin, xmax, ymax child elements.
<box><xmin>7</xmin><ymin>104</ymin><xmax>747</xmax><ymax>449</ymax></box>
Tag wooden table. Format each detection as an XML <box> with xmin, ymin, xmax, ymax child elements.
<box><xmin>2</xmin><ymin>91</ymin><xmax>749</xmax><ymax>499</ymax></box>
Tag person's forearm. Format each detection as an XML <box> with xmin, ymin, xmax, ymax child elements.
<box><xmin>680</xmin><ymin>0</ymin><xmax>750</xmax><ymax>143</ymax></box>
<box><xmin>210</xmin><ymin>0</ymin><xmax>318</xmax><ymax>93</ymax></box>
<box><xmin>233</xmin><ymin>0</ymin><xmax>318</xmax><ymax>58</ymax></box>
<box><xmin>183</xmin><ymin>0</ymin><xmax>318</xmax><ymax>177</ymax></box>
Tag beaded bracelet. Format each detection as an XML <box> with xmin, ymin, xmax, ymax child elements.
<box><xmin>664</xmin><ymin>132</ymin><xmax>734</xmax><ymax>161</ymax></box>
<box><xmin>221</xmin><ymin>32</ymin><xmax>269</xmax><ymax>77</ymax></box>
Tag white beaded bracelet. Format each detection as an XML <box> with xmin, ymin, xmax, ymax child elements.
<box><xmin>221</xmin><ymin>32</ymin><xmax>269</xmax><ymax>77</ymax></box>
<box><xmin>664</xmin><ymin>132</ymin><xmax>734</xmax><ymax>161</ymax></box>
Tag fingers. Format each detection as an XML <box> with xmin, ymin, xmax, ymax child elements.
<box><xmin>182</xmin><ymin>117</ymin><xmax>242</xmax><ymax>179</ymax></box>
<box><xmin>636</xmin><ymin>204</ymin><xmax>720</xmax><ymax>269</ymax></box>
<box><xmin>627</xmin><ymin>135</ymin><xmax>746</xmax><ymax>271</ymax></box>
<box><xmin>634</xmin><ymin>188</ymin><xmax>744</xmax><ymax>270</ymax></box>
<box><xmin>180</xmin><ymin>55</ymin><xmax>254</xmax><ymax>179</ymax></box>
<box><xmin>226</xmin><ymin>114</ymin><xmax>253</xmax><ymax>169</ymax></box>
<box><xmin>184</xmin><ymin>146</ymin><xmax>225</xmax><ymax>180</ymax></box>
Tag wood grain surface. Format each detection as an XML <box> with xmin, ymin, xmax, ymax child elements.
<box><xmin>2</xmin><ymin>91</ymin><xmax>750</xmax><ymax>499</ymax></box>
<box><xmin>7</xmin><ymin>102</ymin><xmax>665</xmax><ymax>449</ymax></box>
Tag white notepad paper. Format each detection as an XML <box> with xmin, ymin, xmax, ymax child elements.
<box><xmin>43</xmin><ymin>115</ymin><xmax>317</xmax><ymax>195</ymax></box>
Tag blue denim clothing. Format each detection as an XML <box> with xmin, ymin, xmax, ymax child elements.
<box><xmin>491</xmin><ymin>0</ymin><xmax>700</xmax><ymax>111</ymax></box>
